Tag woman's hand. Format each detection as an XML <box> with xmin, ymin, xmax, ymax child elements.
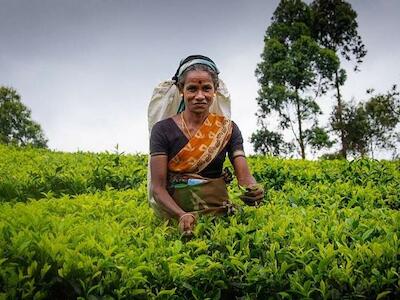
<box><xmin>239</xmin><ymin>183</ymin><xmax>265</xmax><ymax>206</ymax></box>
<box><xmin>178</xmin><ymin>213</ymin><xmax>196</xmax><ymax>236</ymax></box>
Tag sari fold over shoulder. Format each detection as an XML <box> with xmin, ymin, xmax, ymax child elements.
<box><xmin>152</xmin><ymin>113</ymin><xmax>235</xmax><ymax>218</ymax></box>
<box><xmin>168</xmin><ymin>114</ymin><xmax>232</xmax><ymax>173</ymax></box>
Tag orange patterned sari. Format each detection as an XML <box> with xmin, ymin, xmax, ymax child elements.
<box><xmin>168</xmin><ymin>113</ymin><xmax>232</xmax><ymax>174</ymax></box>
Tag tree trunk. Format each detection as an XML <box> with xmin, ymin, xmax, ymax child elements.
<box><xmin>335</xmin><ymin>70</ymin><xmax>347</xmax><ymax>159</ymax></box>
<box><xmin>295</xmin><ymin>89</ymin><xmax>305</xmax><ymax>159</ymax></box>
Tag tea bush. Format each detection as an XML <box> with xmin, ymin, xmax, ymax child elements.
<box><xmin>0</xmin><ymin>145</ymin><xmax>399</xmax><ymax>299</ymax></box>
<box><xmin>0</xmin><ymin>145</ymin><xmax>147</xmax><ymax>203</ymax></box>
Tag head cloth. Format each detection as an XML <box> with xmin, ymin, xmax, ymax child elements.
<box><xmin>172</xmin><ymin>55</ymin><xmax>219</xmax><ymax>83</ymax></box>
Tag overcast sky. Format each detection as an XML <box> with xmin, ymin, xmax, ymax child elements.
<box><xmin>1</xmin><ymin>0</ymin><xmax>399</xmax><ymax>158</ymax></box>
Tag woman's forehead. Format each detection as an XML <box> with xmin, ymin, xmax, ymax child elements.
<box><xmin>185</xmin><ymin>70</ymin><xmax>213</xmax><ymax>85</ymax></box>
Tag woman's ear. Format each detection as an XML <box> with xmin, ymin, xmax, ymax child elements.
<box><xmin>178</xmin><ymin>87</ymin><xmax>184</xmax><ymax>97</ymax></box>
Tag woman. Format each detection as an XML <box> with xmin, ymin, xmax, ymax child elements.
<box><xmin>150</xmin><ymin>55</ymin><xmax>264</xmax><ymax>235</ymax></box>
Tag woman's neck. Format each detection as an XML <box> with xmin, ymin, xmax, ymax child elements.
<box><xmin>183</xmin><ymin>110</ymin><xmax>209</xmax><ymax>126</ymax></box>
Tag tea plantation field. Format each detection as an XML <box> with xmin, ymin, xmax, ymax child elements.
<box><xmin>0</xmin><ymin>144</ymin><xmax>399</xmax><ymax>299</ymax></box>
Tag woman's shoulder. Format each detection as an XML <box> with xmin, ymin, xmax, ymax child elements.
<box><xmin>152</xmin><ymin>117</ymin><xmax>175</xmax><ymax>131</ymax></box>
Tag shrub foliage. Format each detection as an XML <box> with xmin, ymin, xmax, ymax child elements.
<box><xmin>0</xmin><ymin>145</ymin><xmax>399</xmax><ymax>299</ymax></box>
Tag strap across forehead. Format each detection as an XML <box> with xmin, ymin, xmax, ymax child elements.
<box><xmin>172</xmin><ymin>55</ymin><xmax>219</xmax><ymax>82</ymax></box>
<box><xmin>176</xmin><ymin>58</ymin><xmax>219</xmax><ymax>78</ymax></box>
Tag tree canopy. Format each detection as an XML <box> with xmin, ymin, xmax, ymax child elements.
<box><xmin>250</xmin><ymin>0</ymin><xmax>392</xmax><ymax>160</ymax></box>
<box><xmin>253</xmin><ymin>0</ymin><xmax>338</xmax><ymax>159</ymax></box>
<box><xmin>0</xmin><ymin>86</ymin><xmax>48</xmax><ymax>148</ymax></box>
<box><xmin>311</xmin><ymin>0</ymin><xmax>367</xmax><ymax>158</ymax></box>
<box><xmin>333</xmin><ymin>85</ymin><xmax>400</xmax><ymax>158</ymax></box>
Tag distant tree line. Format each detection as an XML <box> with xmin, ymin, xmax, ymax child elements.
<box><xmin>252</xmin><ymin>0</ymin><xmax>399</xmax><ymax>159</ymax></box>
<box><xmin>0</xmin><ymin>86</ymin><xmax>47</xmax><ymax>148</ymax></box>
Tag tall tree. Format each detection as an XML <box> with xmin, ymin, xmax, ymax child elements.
<box><xmin>253</xmin><ymin>0</ymin><xmax>338</xmax><ymax>158</ymax></box>
<box><xmin>0</xmin><ymin>86</ymin><xmax>48</xmax><ymax>148</ymax></box>
<box><xmin>311</xmin><ymin>0</ymin><xmax>367</xmax><ymax>158</ymax></box>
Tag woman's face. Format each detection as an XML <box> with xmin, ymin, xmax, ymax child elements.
<box><xmin>182</xmin><ymin>70</ymin><xmax>215</xmax><ymax>114</ymax></box>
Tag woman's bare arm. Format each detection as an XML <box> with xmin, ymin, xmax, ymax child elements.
<box><xmin>150</xmin><ymin>155</ymin><xmax>186</xmax><ymax>218</ymax></box>
<box><xmin>150</xmin><ymin>155</ymin><xmax>195</xmax><ymax>232</ymax></box>
<box><xmin>232</xmin><ymin>156</ymin><xmax>257</xmax><ymax>187</ymax></box>
<box><xmin>232</xmin><ymin>156</ymin><xmax>264</xmax><ymax>205</ymax></box>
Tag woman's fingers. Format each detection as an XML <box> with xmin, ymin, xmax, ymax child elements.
<box><xmin>244</xmin><ymin>188</ymin><xmax>264</xmax><ymax>197</ymax></box>
<box><xmin>240</xmin><ymin>186</ymin><xmax>264</xmax><ymax>198</ymax></box>
<box><xmin>240</xmin><ymin>193</ymin><xmax>265</xmax><ymax>202</ymax></box>
<box><xmin>179</xmin><ymin>213</ymin><xmax>196</xmax><ymax>233</ymax></box>
<box><xmin>183</xmin><ymin>215</ymin><xmax>195</xmax><ymax>231</ymax></box>
<box><xmin>239</xmin><ymin>184</ymin><xmax>265</xmax><ymax>206</ymax></box>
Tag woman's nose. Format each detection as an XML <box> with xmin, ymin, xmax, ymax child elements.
<box><xmin>195</xmin><ymin>90</ymin><xmax>205</xmax><ymax>99</ymax></box>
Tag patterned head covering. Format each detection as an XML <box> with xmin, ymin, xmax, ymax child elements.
<box><xmin>172</xmin><ymin>55</ymin><xmax>219</xmax><ymax>83</ymax></box>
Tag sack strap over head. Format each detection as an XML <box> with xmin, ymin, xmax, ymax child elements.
<box><xmin>172</xmin><ymin>55</ymin><xmax>219</xmax><ymax>83</ymax></box>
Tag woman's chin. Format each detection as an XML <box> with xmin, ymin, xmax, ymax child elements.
<box><xmin>189</xmin><ymin>107</ymin><xmax>209</xmax><ymax>114</ymax></box>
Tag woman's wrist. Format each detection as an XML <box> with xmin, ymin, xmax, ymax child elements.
<box><xmin>177</xmin><ymin>210</ymin><xmax>188</xmax><ymax>219</ymax></box>
<box><xmin>238</xmin><ymin>177</ymin><xmax>257</xmax><ymax>188</ymax></box>
<box><xmin>178</xmin><ymin>212</ymin><xmax>196</xmax><ymax>222</ymax></box>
